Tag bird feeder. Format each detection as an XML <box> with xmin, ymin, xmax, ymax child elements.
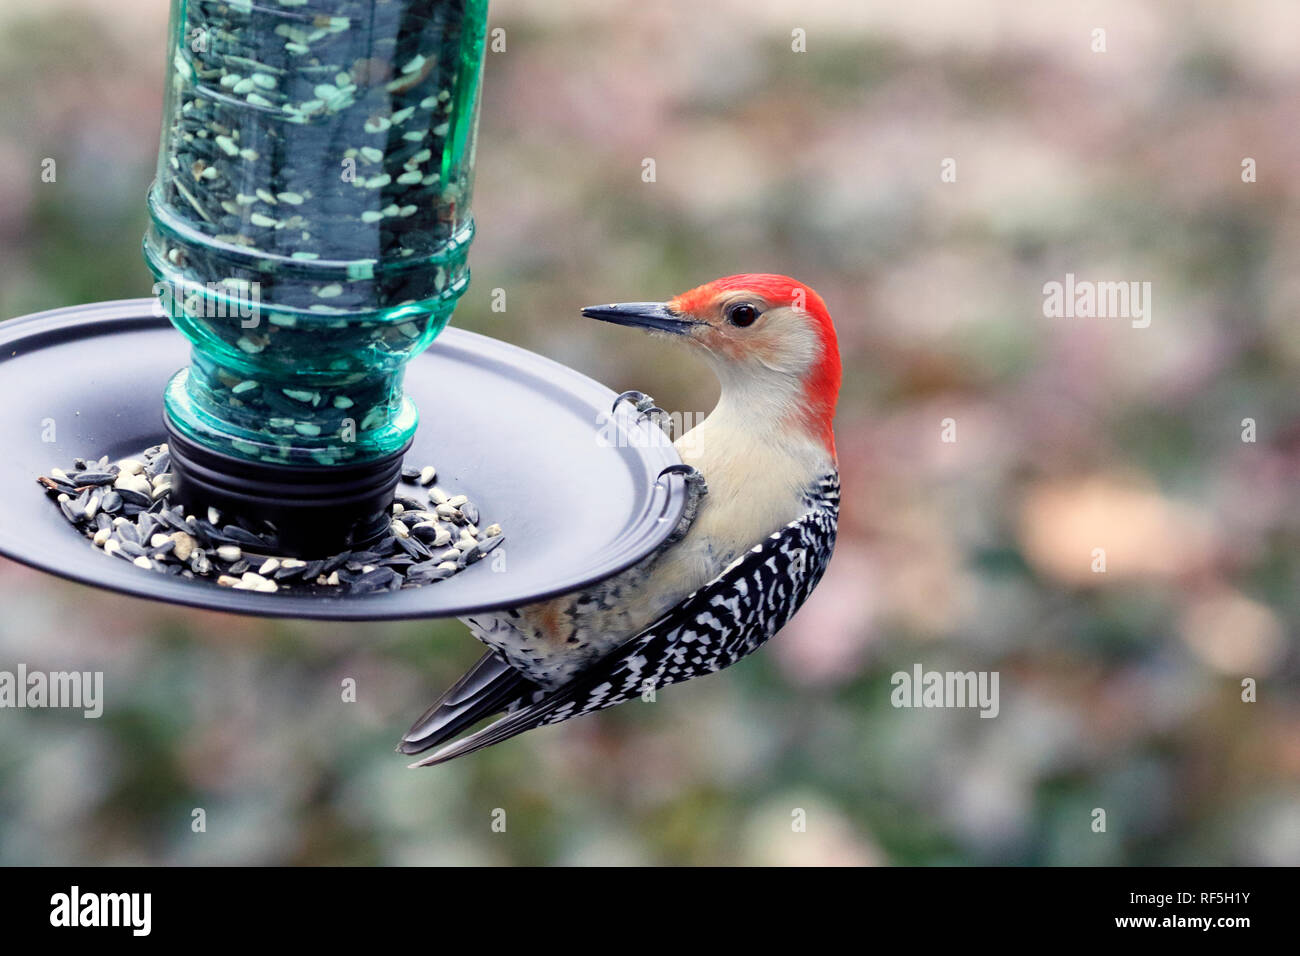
<box><xmin>146</xmin><ymin>0</ymin><xmax>490</xmax><ymax>554</ymax></box>
<box><xmin>0</xmin><ymin>0</ymin><xmax>691</xmax><ymax>618</ymax></box>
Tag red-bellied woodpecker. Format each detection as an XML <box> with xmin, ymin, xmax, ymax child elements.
<box><xmin>400</xmin><ymin>274</ymin><xmax>841</xmax><ymax>765</ymax></box>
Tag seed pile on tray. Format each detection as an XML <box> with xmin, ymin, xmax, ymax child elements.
<box><xmin>37</xmin><ymin>444</ymin><xmax>503</xmax><ymax>595</ymax></box>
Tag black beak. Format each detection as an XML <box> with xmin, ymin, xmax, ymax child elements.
<box><xmin>581</xmin><ymin>302</ymin><xmax>698</xmax><ymax>335</ymax></box>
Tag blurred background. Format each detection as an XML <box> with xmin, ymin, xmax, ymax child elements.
<box><xmin>1</xmin><ymin>0</ymin><xmax>1298</xmax><ymax>865</ymax></box>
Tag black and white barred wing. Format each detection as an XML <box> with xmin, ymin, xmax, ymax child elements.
<box><xmin>409</xmin><ymin>473</ymin><xmax>840</xmax><ymax>767</ymax></box>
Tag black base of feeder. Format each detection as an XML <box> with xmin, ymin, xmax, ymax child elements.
<box><xmin>163</xmin><ymin>420</ymin><xmax>410</xmax><ymax>558</ymax></box>
<box><xmin>0</xmin><ymin>299</ymin><xmax>690</xmax><ymax>620</ymax></box>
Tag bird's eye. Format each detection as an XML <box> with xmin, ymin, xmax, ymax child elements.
<box><xmin>727</xmin><ymin>303</ymin><xmax>760</xmax><ymax>328</ymax></box>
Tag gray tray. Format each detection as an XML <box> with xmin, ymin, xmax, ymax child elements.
<box><xmin>0</xmin><ymin>299</ymin><xmax>688</xmax><ymax>619</ymax></box>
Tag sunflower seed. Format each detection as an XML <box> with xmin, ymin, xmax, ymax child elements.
<box><xmin>39</xmin><ymin>443</ymin><xmax>499</xmax><ymax>595</ymax></box>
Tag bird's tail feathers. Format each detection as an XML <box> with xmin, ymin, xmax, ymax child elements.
<box><xmin>407</xmin><ymin>688</ymin><xmax>575</xmax><ymax>767</ymax></box>
<box><xmin>398</xmin><ymin>651</ymin><xmax>539</xmax><ymax>756</ymax></box>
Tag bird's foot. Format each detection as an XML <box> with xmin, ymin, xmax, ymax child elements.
<box><xmin>658</xmin><ymin>463</ymin><xmax>708</xmax><ymax>544</ymax></box>
<box><xmin>613</xmin><ymin>389</ymin><xmax>673</xmax><ymax>436</ymax></box>
<box><xmin>612</xmin><ymin>389</ymin><xmax>656</xmax><ymax>414</ymax></box>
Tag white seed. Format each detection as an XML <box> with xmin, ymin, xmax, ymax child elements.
<box><xmin>235</xmin><ymin>572</ymin><xmax>277</xmax><ymax>593</ymax></box>
<box><xmin>93</xmin><ymin>527</ymin><xmax>111</xmax><ymax>546</ymax></box>
<box><xmin>419</xmin><ymin>466</ymin><xmax>436</xmax><ymax>485</ymax></box>
<box><xmin>217</xmin><ymin>545</ymin><xmax>242</xmax><ymax>562</ymax></box>
<box><xmin>258</xmin><ymin>558</ymin><xmax>280</xmax><ymax>575</ymax></box>
<box><xmin>133</xmin><ymin>556</ymin><xmax>153</xmax><ymax>570</ymax></box>
<box><xmin>114</xmin><ymin>472</ymin><xmax>151</xmax><ymax>495</ymax></box>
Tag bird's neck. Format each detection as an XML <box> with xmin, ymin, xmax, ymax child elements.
<box><xmin>696</xmin><ymin>362</ymin><xmax>835</xmax><ymax>476</ymax></box>
<box><xmin>674</xmin><ymin>368</ymin><xmax>834</xmax><ymax>559</ymax></box>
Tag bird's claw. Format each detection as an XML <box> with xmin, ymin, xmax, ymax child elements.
<box><xmin>615</xmin><ymin>390</ymin><xmax>673</xmax><ymax>437</ymax></box>
<box><xmin>612</xmin><ymin>389</ymin><xmax>657</xmax><ymax>415</ymax></box>
<box><xmin>658</xmin><ymin>463</ymin><xmax>706</xmax><ymax>492</ymax></box>
<box><xmin>658</xmin><ymin>464</ymin><xmax>707</xmax><ymax>544</ymax></box>
<box><xmin>640</xmin><ymin>405</ymin><xmax>672</xmax><ymax>432</ymax></box>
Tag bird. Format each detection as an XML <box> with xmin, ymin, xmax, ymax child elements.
<box><xmin>399</xmin><ymin>273</ymin><xmax>841</xmax><ymax>766</ymax></box>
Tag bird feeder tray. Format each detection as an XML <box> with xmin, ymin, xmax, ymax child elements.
<box><xmin>0</xmin><ymin>298</ymin><xmax>690</xmax><ymax>620</ymax></box>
